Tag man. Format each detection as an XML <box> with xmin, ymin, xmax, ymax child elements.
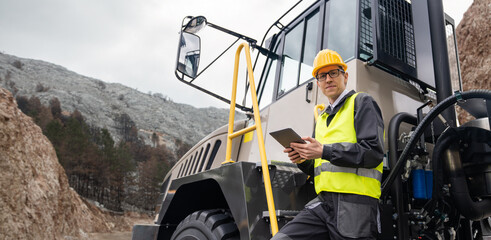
<box><xmin>272</xmin><ymin>49</ymin><xmax>384</xmax><ymax>240</ymax></box>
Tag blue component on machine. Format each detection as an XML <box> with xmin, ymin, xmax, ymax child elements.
<box><xmin>412</xmin><ymin>169</ymin><xmax>433</xmax><ymax>199</ymax></box>
<box><xmin>425</xmin><ymin>170</ymin><xmax>433</xmax><ymax>199</ymax></box>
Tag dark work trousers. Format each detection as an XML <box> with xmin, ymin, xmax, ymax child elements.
<box><xmin>271</xmin><ymin>192</ymin><xmax>379</xmax><ymax>240</ymax></box>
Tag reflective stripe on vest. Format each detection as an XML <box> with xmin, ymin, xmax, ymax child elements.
<box><xmin>314</xmin><ymin>92</ymin><xmax>383</xmax><ymax>199</ymax></box>
<box><xmin>314</xmin><ymin>161</ymin><xmax>382</xmax><ymax>181</ymax></box>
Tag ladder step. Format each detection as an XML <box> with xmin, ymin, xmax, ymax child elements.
<box><xmin>262</xmin><ymin>210</ymin><xmax>300</xmax><ymax>218</ymax></box>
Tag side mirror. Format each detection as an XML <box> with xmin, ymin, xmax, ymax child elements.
<box><xmin>182</xmin><ymin>16</ymin><xmax>207</xmax><ymax>34</ymax></box>
<box><xmin>175</xmin><ymin>31</ymin><xmax>201</xmax><ymax>79</ymax></box>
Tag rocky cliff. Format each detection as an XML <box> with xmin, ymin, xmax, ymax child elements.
<box><xmin>456</xmin><ymin>0</ymin><xmax>491</xmax><ymax>122</ymax></box>
<box><xmin>0</xmin><ymin>88</ymin><xmax>148</xmax><ymax>239</ymax></box>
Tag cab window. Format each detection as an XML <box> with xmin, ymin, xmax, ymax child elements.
<box><xmin>277</xmin><ymin>9</ymin><xmax>320</xmax><ymax>98</ymax></box>
<box><xmin>258</xmin><ymin>38</ymin><xmax>282</xmax><ymax>109</ymax></box>
<box><xmin>300</xmin><ymin>10</ymin><xmax>320</xmax><ymax>84</ymax></box>
<box><xmin>326</xmin><ymin>0</ymin><xmax>356</xmax><ymax>61</ymax></box>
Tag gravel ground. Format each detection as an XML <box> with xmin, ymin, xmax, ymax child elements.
<box><xmin>89</xmin><ymin>231</ymin><xmax>133</xmax><ymax>240</ymax></box>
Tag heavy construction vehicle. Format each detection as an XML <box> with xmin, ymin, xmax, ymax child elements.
<box><xmin>132</xmin><ymin>0</ymin><xmax>491</xmax><ymax>239</ymax></box>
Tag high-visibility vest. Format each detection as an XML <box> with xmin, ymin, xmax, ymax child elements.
<box><xmin>314</xmin><ymin>93</ymin><xmax>383</xmax><ymax>199</ymax></box>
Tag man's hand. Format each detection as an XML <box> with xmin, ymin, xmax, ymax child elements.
<box><xmin>290</xmin><ymin>137</ymin><xmax>323</xmax><ymax>160</ymax></box>
<box><xmin>283</xmin><ymin>147</ymin><xmax>305</xmax><ymax>164</ymax></box>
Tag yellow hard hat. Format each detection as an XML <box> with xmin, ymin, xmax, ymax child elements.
<box><xmin>312</xmin><ymin>49</ymin><xmax>348</xmax><ymax>77</ymax></box>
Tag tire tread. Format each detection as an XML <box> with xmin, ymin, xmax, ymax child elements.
<box><xmin>171</xmin><ymin>209</ymin><xmax>239</xmax><ymax>240</ymax></box>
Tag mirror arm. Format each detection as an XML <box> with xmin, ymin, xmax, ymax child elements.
<box><xmin>251</xmin><ymin>45</ymin><xmax>279</xmax><ymax>60</ymax></box>
<box><xmin>190</xmin><ymin>38</ymin><xmax>240</xmax><ymax>83</ymax></box>
<box><xmin>207</xmin><ymin>22</ymin><xmax>257</xmax><ymax>45</ymax></box>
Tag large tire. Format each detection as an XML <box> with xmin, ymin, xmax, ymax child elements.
<box><xmin>171</xmin><ymin>209</ymin><xmax>240</xmax><ymax>240</ymax></box>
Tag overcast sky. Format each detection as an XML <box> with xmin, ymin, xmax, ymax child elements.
<box><xmin>0</xmin><ymin>0</ymin><xmax>473</xmax><ymax>108</ymax></box>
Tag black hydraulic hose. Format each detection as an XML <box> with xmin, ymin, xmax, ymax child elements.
<box><xmin>388</xmin><ymin>113</ymin><xmax>417</xmax><ymax>240</ymax></box>
<box><xmin>381</xmin><ymin>89</ymin><xmax>491</xmax><ymax>199</ymax></box>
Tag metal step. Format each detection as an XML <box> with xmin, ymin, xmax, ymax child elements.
<box><xmin>262</xmin><ymin>210</ymin><xmax>300</xmax><ymax>219</ymax></box>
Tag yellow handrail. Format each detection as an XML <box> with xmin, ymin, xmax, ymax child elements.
<box><xmin>222</xmin><ymin>42</ymin><xmax>279</xmax><ymax>236</ymax></box>
<box><xmin>314</xmin><ymin>104</ymin><xmax>325</xmax><ymax>121</ymax></box>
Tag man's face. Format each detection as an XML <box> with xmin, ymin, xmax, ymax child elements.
<box><xmin>315</xmin><ymin>65</ymin><xmax>348</xmax><ymax>103</ymax></box>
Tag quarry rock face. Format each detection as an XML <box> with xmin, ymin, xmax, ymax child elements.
<box><xmin>457</xmin><ymin>0</ymin><xmax>491</xmax><ymax>91</ymax></box>
<box><xmin>456</xmin><ymin>0</ymin><xmax>491</xmax><ymax>123</ymax></box>
<box><xmin>0</xmin><ymin>87</ymin><xmax>134</xmax><ymax>239</ymax></box>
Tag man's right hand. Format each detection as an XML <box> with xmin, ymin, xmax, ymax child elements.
<box><xmin>284</xmin><ymin>147</ymin><xmax>306</xmax><ymax>164</ymax></box>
